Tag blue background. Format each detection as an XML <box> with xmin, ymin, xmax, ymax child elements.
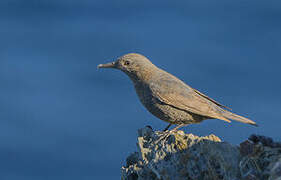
<box><xmin>0</xmin><ymin>0</ymin><xmax>280</xmax><ymax>179</ymax></box>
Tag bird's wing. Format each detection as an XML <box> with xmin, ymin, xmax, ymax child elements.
<box><xmin>192</xmin><ymin>88</ymin><xmax>231</xmax><ymax>110</ymax></box>
<box><xmin>149</xmin><ymin>76</ymin><xmax>231</xmax><ymax>122</ymax></box>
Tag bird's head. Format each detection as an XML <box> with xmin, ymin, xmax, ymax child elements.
<box><xmin>98</xmin><ymin>53</ymin><xmax>157</xmax><ymax>81</ymax></box>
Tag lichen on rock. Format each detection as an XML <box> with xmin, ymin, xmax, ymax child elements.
<box><xmin>121</xmin><ymin>127</ymin><xmax>281</xmax><ymax>180</ymax></box>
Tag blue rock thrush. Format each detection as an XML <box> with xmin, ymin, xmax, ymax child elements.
<box><xmin>98</xmin><ymin>53</ymin><xmax>257</xmax><ymax>131</ymax></box>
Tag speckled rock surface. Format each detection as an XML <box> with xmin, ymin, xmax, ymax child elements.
<box><xmin>121</xmin><ymin>127</ymin><xmax>281</xmax><ymax>180</ymax></box>
<box><xmin>240</xmin><ymin>135</ymin><xmax>281</xmax><ymax>180</ymax></box>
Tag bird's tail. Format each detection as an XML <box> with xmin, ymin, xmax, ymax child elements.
<box><xmin>220</xmin><ymin>110</ymin><xmax>258</xmax><ymax>126</ymax></box>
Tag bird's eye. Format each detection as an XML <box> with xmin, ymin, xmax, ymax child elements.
<box><xmin>124</xmin><ymin>61</ymin><xmax>130</xmax><ymax>66</ymax></box>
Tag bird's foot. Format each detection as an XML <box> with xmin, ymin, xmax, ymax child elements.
<box><xmin>155</xmin><ymin>131</ymin><xmax>173</xmax><ymax>144</ymax></box>
<box><xmin>156</xmin><ymin>124</ymin><xmax>186</xmax><ymax>143</ymax></box>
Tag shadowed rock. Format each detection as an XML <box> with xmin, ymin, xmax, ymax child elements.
<box><xmin>121</xmin><ymin>127</ymin><xmax>281</xmax><ymax>180</ymax></box>
<box><xmin>98</xmin><ymin>53</ymin><xmax>257</xmax><ymax>131</ymax></box>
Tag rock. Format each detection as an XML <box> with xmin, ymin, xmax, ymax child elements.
<box><xmin>121</xmin><ymin>127</ymin><xmax>281</xmax><ymax>180</ymax></box>
<box><xmin>240</xmin><ymin>136</ymin><xmax>281</xmax><ymax>180</ymax></box>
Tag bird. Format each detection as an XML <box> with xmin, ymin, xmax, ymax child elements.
<box><xmin>98</xmin><ymin>53</ymin><xmax>257</xmax><ymax>132</ymax></box>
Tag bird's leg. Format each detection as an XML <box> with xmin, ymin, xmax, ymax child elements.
<box><xmin>157</xmin><ymin>124</ymin><xmax>187</xmax><ymax>143</ymax></box>
<box><xmin>170</xmin><ymin>124</ymin><xmax>187</xmax><ymax>132</ymax></box>
<box><xmin>163</xmin><ymin>123</ymin><xmax>172</xmax><ymax>131</ymax></box>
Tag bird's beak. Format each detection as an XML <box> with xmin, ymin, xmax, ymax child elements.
<box><xmin>97</xmin><ymin>61</ymin><xmax>116</xmax><ymax>69</ymax></box>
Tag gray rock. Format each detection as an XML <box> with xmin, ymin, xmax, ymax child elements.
<box><xmin>121</xmin><ymin>127</ymin><xmax>281</xmax><ymax>180</ymax></box>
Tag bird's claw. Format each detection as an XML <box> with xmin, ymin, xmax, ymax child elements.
<box><xmin>156</xmin><ymin>129</ymin><xmax>178</xmax><ymax>144</ymax></box>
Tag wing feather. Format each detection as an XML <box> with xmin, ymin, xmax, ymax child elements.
<box><xmin>192</xmin><ymin>88</ymin><xmax>231</xmax><ymax>110</ymax></box>
<box><xmin>149</xmin><ymin>77</ymin><xmax>231</xmax><ymax>122</ymax></box>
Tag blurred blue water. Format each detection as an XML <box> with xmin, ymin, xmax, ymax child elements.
<box><xmin>0</xmin><ymin>0</ymin><xmax>280</xmax><ymax>179</ymax></box>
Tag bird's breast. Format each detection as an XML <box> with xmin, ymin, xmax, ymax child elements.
<box><xmin>133</xmin><ymin>82</ymin><xmax>153</xmax><ymax>108</ymax></box>
<box><xmin>133</xmin><ymin>82</ymin><xmax>175</xmax><ymax>122</ymax></box>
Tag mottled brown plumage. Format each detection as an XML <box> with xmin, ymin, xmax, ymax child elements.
<box><xmin>98</xmin><ymin>53</ymin><xmax>257</xmax><ymax>131</ymax></box>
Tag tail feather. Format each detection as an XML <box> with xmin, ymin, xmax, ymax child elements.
<box><xmin>221</xmin><ymin>110</ymin><xmax>258</xmax><ymax>126</ymax></box>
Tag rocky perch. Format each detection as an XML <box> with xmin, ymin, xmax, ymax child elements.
<box><xmin>121</xmin><ymin>126</ymin><xmax>281</xmax><ymax>180</ymax></box>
